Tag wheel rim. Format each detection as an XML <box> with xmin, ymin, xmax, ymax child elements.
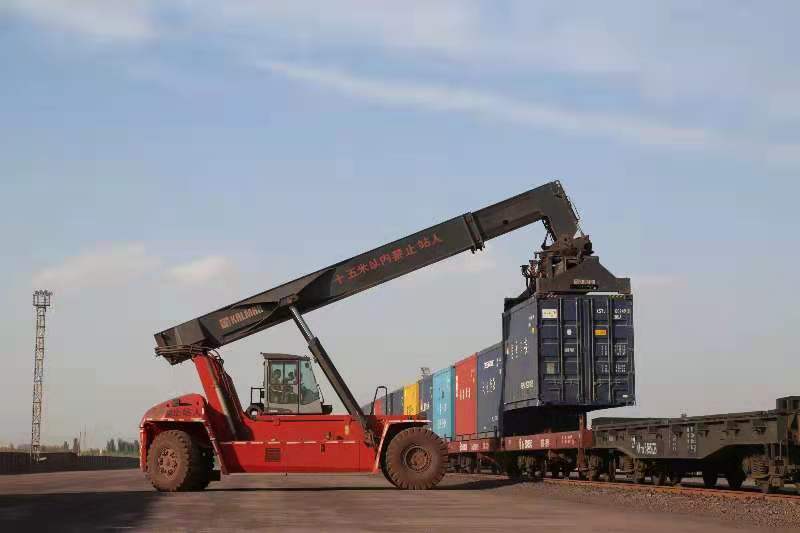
<box><xmin>403</xmin><ymin>445</ymin><xmax>431</xmax><ymax>473</ymax></box>
<box><xmin>158</xmin><ymin>447</ymin><xmax>179</xmax><ymax>478</ymax></box>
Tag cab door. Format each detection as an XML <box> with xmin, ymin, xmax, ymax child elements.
<box><xmin>266</xmin><ymin>361</ymin><xmax>299</xmax><ymax>414</ymax></box>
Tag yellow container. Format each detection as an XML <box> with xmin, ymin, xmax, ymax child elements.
<box><xmin>403</xmin><ymin>382</ymin><xmax>419</xmax><ymax>416</ymax></box>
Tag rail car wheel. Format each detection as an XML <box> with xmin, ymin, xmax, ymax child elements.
<box><xmin>725</xmin><ymin>469</ymin><xmax>746</xmax><ymax>490</ymax></box>
<box><xmin>384</xmin><ymin>427</ymin><xmax>447</xmax><ymax>490</ymax></box>
<box><xmin>607</xmin><ymin>458</ymin><xmax>617</xmax><ymax>482</ymax></box>
<box><xmin>146</xmin><ymin>430</ymin><xmax>210</xmax><ymax>492</ymax></box>
<box><xmin>702</xmin><ymin>469</ymin><xmax>718</xmax><ymax>488</ymax></box>
<box><xmin>667</xmin><ymin>472</ymin><xmax>683</xmax><ymax>486</ymax></box>
<box><xmin>633</xmin><ymin>461</ymin><xmax>647</xmax><ymax>484</ymax></box>
<box><xmin>588</xmin><ymin>455</ymin><xmax>601</xmax><ymax>481</ymax></box>
<box><xmin>757</xmin><ymin>480</ymin><xmax>776</xmax><ymax>494</ymax></box>
<box><xmin>653</xmin><ymin>471</ymin><xmax>668</xmax><ymax>486</ymax></box>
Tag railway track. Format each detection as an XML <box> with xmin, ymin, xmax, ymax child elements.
<box><xmin>542</xmin><ymin>477</ymin><xmax>800</xmax><ymax>502</ymax></box>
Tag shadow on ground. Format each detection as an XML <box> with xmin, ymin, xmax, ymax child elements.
<box><xmin>0</xmin><ymin>491</ymin><xmax>158</xmax><ymax>531</ymax></box>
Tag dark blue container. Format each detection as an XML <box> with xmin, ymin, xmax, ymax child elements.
<box><xmin>503</xmin><ymin>294</ymin><xmax>634</xmax><ymax>410</ymax></box>
<box><xmin>418</xmin><ymin>375</ymin><xmax>433</xmax><ymax>419</ymax></box>
<box><xmin>389</xmin><ymin>387</ymin><xmax>405</xmax><ymax>416</ymax></box>
<box><xmin>476</xmin><ymin>343</ymin><xmax>503</xmax><ymax>436</ymax></box>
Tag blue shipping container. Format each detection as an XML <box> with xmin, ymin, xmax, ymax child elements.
<box><xmin>432</xmin><ymin>367</ymin><xmax>455</xmax><ymax>439</ymax></box>
<box><xmin>477</xmin><ymin>343</ymin><xmax>503</xmax><ymax>436</ymax></box>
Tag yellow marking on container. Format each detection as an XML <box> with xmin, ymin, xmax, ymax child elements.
<box><xmin>595</xmin><ymin>329</ymin><xmax>608</xmax><ymax>336</ymax></box>
<box><xmin>404</xmin><ymin>382</ymin><xmax>419</xmax><ymax>416</ymax></box>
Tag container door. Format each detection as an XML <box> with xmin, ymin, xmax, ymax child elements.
<box><xmin>538</xmin><ymin>298</ymin><xmax>573</xmax><ymax>404</ymax></box>
<box><xmin>586</xmin><ymin>296</ymin><xmax>635</xmax><ymax>406</ymax></box>
<box><xmin>454</xmin><ymin>355</ymin><xmax>477</xmax><ymax>437</ymax></box>
<box><xmin>477</xmin><ymin>344</ymin><xmax>503</xmax><ymax>436</ymax></box>
<box><xmin>503</xmin><ymin>298</ymin><xmax>540</xmax><ymax>408</ymax></box>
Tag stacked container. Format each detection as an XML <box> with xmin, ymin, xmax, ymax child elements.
<box><xmin>403</xmin><ymin>382</ymin><xmax>419</xmax><ymax>416</ymax></box>
<box><xmin>476</xmin><ymin>343</ymin><xmax>503</xmax><ymax>436</ymax></box>
<box><xmin>454</xmin><ymin>354</ymin><xmax>477</xmax><ymax>439</ymax></box>
<box><xmin>389</xmin><ymin>388</ymin><xmax>404</xmax><ymax>416</ymax></box>
<box><xmin>418</xmin><ymin>375</ymin><xmax>433</xmax><ymax>419</ymax></box>
<box><xmin>432</xmin><ymin>367</ymin><xmax>454</xmax><ymax>439</ymax></box>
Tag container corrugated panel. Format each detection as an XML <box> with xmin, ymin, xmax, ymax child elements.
<box><xmin>476</xmin><ymin>343</ymin><xmax>503</xmax><ymax>436</ymax></box>
<box><xmin>503</xmin><ymin>294</ymin><xmax>635</xmax><ymax>410</ymax></box>
<box><xmin>418</xmin><ymin>375</ymin><xmax>433</xmax><ymax>418</ymax></box>
<box><xmin>432</xmin><ymin>367</ymin><xmax>454</xmax><ymax>439</ymax></box>
<box><xmin>454</xmin><ymin>354</ymin><xmax>477</xmax><ymax>437</ymax></box>
<box><xmin>390</xmin><ymin>388</ymin><xmax>405</xmax><ymax>416</ymax></box>
<box><xmin>404</xmin><ymin>382</ymin><xmax>419</xmax><ymax>415</ymax></box>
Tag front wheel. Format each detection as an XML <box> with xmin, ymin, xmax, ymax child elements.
<box><xmin>146</xmin><ymin>429</ymin><xmax>211</xmax><ymax>492</ymax></box>
<box><xmin>383</xmin><ymin>427</ymin><xmax>447</xmax><ymax>490</ymax></box>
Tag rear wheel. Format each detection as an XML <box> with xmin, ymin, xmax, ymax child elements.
<box><xmin>383</xmin><ymin>427</ymin><xmax>447</xmax><ymax>490</ymax></box>
<box><xmin>146</xmin><ymin>430</ymin><xmax>210</xmax><ymax>492</ymax></box>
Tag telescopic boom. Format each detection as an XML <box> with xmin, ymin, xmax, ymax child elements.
<box><xmin>155</xmin><ymin>180</ymin><xmax>628</xmax><ymax>362</ymax></box>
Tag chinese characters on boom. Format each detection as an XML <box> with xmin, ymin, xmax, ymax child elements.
<box><xmin>334</xmin><ymin>233</ymin><xmax>445</xmax><ymax>286</ymax></box>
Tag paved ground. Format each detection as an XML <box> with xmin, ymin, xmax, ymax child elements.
<box><xmin>0</xmin><ymin>469</ymin><xmax>788</xmax><ymax>532</ymax></box>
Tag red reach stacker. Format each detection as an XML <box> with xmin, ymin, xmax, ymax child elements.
<box><xmin>140</xmin><ymin>181</ymin><xmax>625</xmax><ymax>491</ymax></box>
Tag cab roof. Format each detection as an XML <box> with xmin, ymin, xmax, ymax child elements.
<box><xmin>260</xmin><ymin>352</ymin><xmax>310</xmax><ymax>361</ymax></box>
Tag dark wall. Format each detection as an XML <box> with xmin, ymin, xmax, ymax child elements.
<box><xmin>0</xmin><ymin>452</ymin><xmax>138</xmax><ymax>475</ymax></box>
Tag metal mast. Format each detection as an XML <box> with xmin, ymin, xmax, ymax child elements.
<box><xmin>31</xmin><ymin>290</ymin><xmax>52</xmax><ymax>461</ymax></box>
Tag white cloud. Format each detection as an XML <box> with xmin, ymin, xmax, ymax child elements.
<box><xmin>168</xmin><ymin>256</ymin><xmax>237</xmax><ymax>286</ymax></box>
<box><xmin>4</xmin><ymin>2</ymin><xmax>799</xmax><ymax>124</ymax></box>
<box><xmin>1</xmin><ymin>0</ymin><xmax>154</xmax><ymax>42</ymax></box>
<box><xmin>32</xmin><ymin>243</ymin><xmax>160</xmax><ymax>291</ymax></box>
<box><xmin>258</xmin><ymin>60</ymin><xmax>716</xmax><ymax>150</ymax></box>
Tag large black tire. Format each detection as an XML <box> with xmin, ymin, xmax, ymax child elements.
<box><xmin>383</xmin><ymin>427</ymin><xmax>447</xmax><ymax>490</ymax></box>
<box><xmin>146</xmin><ymin>430</ymin><xmax>210</xmax><ymax>492</ymax></box>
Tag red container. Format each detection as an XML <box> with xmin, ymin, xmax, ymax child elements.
<box><xmin>454</xmin><ymin>353</ymin><xmax>477</xmax><ymax>437</ymax></box>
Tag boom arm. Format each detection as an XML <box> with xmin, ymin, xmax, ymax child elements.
<box><xmin>155</xmin><ymin>181</ymin><xmax>600</xmax><ymax>358</ymax></box>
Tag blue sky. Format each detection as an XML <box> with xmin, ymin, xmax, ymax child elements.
<box><xmin>1</xmin><ymin>2</ymin><xmax>798</xmax><ymax>448</ymax></box>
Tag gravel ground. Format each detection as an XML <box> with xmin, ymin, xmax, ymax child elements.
<box><xmin>514</xmin><ymin>477</ymin><xmax>800</xmax><ymax>530</ymax></box>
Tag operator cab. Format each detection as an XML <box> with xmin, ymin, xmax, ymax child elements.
<box><xmin>247</xmin><ymin>353</ymin><xmax>332</xmax><ymax>418</ymax></box>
